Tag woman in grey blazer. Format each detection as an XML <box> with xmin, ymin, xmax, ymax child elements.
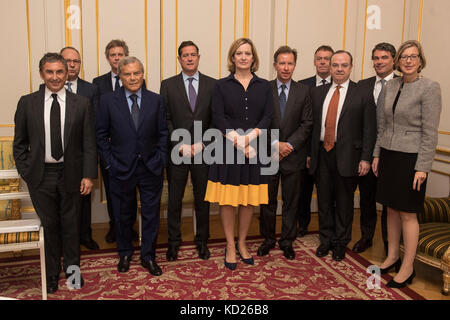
<box><xmin>372</xmin><ymin>40</ymin><xmax>442</xmax><ymax>288</ymax></box>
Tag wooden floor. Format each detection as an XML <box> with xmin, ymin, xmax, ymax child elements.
<box><xmin>2</xmin><ymin>209</ymin><xmax>449</xmax><ymax>300</ymax></box>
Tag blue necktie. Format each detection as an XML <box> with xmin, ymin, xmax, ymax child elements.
<box><xmin>279</xmin><ymin>84</ymin><xmax>287</xmax><ymax>120</ymax></box>
<box><xmin>188</xmin><ymin>77</ymin><xmax>197</xmax><ymax>112</ymax></box>
<box><xmin>66</xmin><ymin>82</ymin><xmax>73</xmax><ymax>92</ymax></box>
<box><xmin>114</xmin><ymin>75</ymin><xmax>120</xmax><ymax>91</ymax></box>
<box><xmin>130</xmin><ymin>94</ymin><xmax>139</xmax><ymax>129</ymax></box>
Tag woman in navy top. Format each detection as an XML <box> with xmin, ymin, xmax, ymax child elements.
<box><xmin>204</xmin><ymin>38</ymin><xmax>273</xmax><ymax>270</ymax></box>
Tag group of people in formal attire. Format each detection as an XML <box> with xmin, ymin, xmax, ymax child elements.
<box><xmin>12</xmin><ymin>36</ymin><xmax>441</xmax><ymax>294</ymax></box>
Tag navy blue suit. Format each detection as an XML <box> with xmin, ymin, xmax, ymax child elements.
<box><xmin>96</xmin><ymin>86</ymin><xmax>168</xmax><ymax>260</ymax></box>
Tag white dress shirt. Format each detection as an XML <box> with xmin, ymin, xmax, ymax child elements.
<box><xmin>111</xmin><ymin>71</ymin><xmax>122</xmax><ymax>91</ymax></box>
<box><xmin>373</xmin><ymin>72</ymin><xmax>395</xmax><ymax>104</ymax></box>
<box><xmin>44</xmin><ymin>86</ymin><xmax>66</xmax><ymax>163</ymax></box>
<box><xmin>65</xmin><ymin>78</ymin><xmax>78</xmax><ymax>93</ymax></box>
<box><xmin>320</xmin><ymin>79</ymin><xmax>350</xmax><ymax>142</ymax></box>
<box><xmin>316</xmin><ymin>75</ymin><xmax>332</xmax><ymax>87</ymax></box>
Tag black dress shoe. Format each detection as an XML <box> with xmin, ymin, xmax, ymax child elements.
<box><xmin>352</xmin><ymin>238</ymin><xmax>373</xmax><ymax>253</ymax></box>
<box><xmin>105</xmin><ymin>226</ymin><xmax>116</xmax><ymax>243</ymax></box>
<box><xmin>281</xmin><ymin>246</ymin><xmax>296</xmax><ymax>260</ymax></box>
<box><xmin>47</xmin><ymin>276</ymin><xmax>59</xmax><ymax>294</ymax></box>
<box><xmin>117</xmin><ymin>255</ymin><xmax>132</xmax><ymax>273</ymax></box>
<box><xmin>236</xmin><ymin>244</ymin><xmax>254</xmax><ymax>265</ymax></box>
<box><xmin>380</xmin><ymin>258</ymin><xmax>401</xmax><ymax>274</ymax></box>
<box><xmin>197</xmin><ymin>243</ymin><xmax>210</xmax><ymax>260</ymax></box>
<box><xmin>166</xmin><ymin>245</ymin><xmax>179</xmax><ymax>261</ymax></box>
<box><xmin>224</xmin><ymin>249</ymin><xmax>237</xmax><ymax>270</ymax></box>
<box><xmin>315</xmin><ymin>243</ymin><xmax>332</xmax><ymax>257</ymax></box>
<box><xmin>332</xmin><ymin>246</ymin><xmax>346</xmax><ymax>262</ymax></box>
<box><xmin>297</xmin><ymin>229</ymin><xmax>308</xmax><ymax>238</ymax></box>
<box><xmin>142</xmin><ymin>260</ymin><xmax>163</xmax><ymax>276</ymax></box>
<box><xmin>81</xmin><ymin>237</ymin><xmax>100</xmax><ymax>250</ymax></box>
<box><xmin>386</xmin><ymin>269</ymin><xmax>415</xmax><ymax>288</ymax></box>
<box><xmin>257</xmin><ymin>242</ymin><xmax>275</xmax><ymax>257</ymax></box>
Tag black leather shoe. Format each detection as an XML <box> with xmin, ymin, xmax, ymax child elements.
<box><xmin>281</xmin><ymin>245</ymin><xmax>296</xmax><ymax>260</ymax></box>
<box><xmin>352</xmin><ymin>238</ymin><xmax>373</xmax><ymax>253</ymax></box>
<box><xmin>257</xmin><ymin>242</ymin><xmax>275</xmax><ymax>257</ymax></box>
<box><xmin>297</xmin><ymin>229</ymin><xmax>308</xmax><ymax>238</ymax></box>
<box><xmin>197</xmin><ymin>243</ymin><xmax>210</xmax><ymax>260</ymax></box>
<box><xmin>315</xmin><ymin>243</ymin><xmax>332</xmax><ymax>257</ymax></box>
<box><xmin>380</xmin><ymin>258</ymin><xmax>401</xmax><ymax>274</ymax></box>
<box><xmin>142</xmin><ymin>260</ymin><xmax>163</xmax><ymax>276</ymax></box>
<box><xmin>236</xmin><ymin>243</ymin><xmax>254</xmax><ymax>265</ymax></box>
<box><xmin>47</xmin><ymin>276</ymin><xmax>59</xmax><ymax>294</ymax></box>
<box><xmin>105</xmin><ymin>226</ymin><xmax>116</xmax><ymax>243</ymax></box>
<box><xmin>166</xmin><ymin>245</ymin><xmax>179</xmax><ymax>261</ymax></box>
<box><xmin>117</xmin><ymin>255</ymin><xmax>132</xmax><ymax>273</ymax></box>
<box><xmin>332</xmin><ymin>246</ymin><xmax>346</xmax><ymax>262</ymax></box>
<box><xmin>81</xmin><ymin>237</ymin><xmax>100</xmax><ymax>250</ymax></box>
<box><xmin>386</xmin><ymin>269</ymin><xmax>415</xmax><ymax>288</ymax></box>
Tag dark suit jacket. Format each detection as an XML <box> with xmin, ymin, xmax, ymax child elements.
<box><xmin>93</xmin><ymin>72</ymin><xmax>146</xmax><ymax>97</ymax></box>
<box><xmin>270</xmin><ymin>80</ymin><xmax>313</xmax><ymax>173</ymax></box>
<box><xmin>40</xmin><ymin>78</ymin><xmax>98</xmax><ymax>108</ymax></box>
<box><xmin>13</xmin><ymin>87</ymin><xmax>98</xmax><ymax>192</ymax></box>
<box><xmin>160</xmin><ymin>72</ymin><xmax>216</xmax><ymax>150</ymax></box>
<box><xmin>299</xmin><ymin>75</ymin><xmax>317</xmax><ymax>88</ymax></box>
<box><xmin>309</xmin><ymin>81</ymin><xmax>377</xmax><ymax>177</ymax></box>
<box><xmin>96</xmin><ymin>86</ymin><xmax>168</xmax><ymax>180</ymax></box>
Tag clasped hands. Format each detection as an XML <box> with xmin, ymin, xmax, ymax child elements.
<box><xmin>178</xmin><ymin>142</ymin><xmax>204</xmax><ymax>157</ymax></box>
<box><xmin>226</xmin><ymin>129</ymin><xmax>260</xmax><ymax>158</ymax></box>
<box><xmin>272</xmin><ymin>141</ymin><xmax>293</xmax><ymax>161</ymax></box>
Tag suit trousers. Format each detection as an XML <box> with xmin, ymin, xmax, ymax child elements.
<box><xmin>260</xmin><ymin>170</ymin><xmax>303</xmax><ymax>248</ymax></box>
<box><xmin>109</xmin><ymin>160</ymin><xmax>163</xmax><ymax>261</ymax></box>
<box><xmin>315</xmin><ymin>146</ymin><xmax>358</xmax><ymax>247</ymax></box>
<box><xmin>297</xmin><ymin>168</ymin><xmax>314</xmax><ymax>232</ymax></box>
<box><xmin>167</xmin><ymin>162</ymin><xmax>210</xmax><ymax>247</ymax></box>
<box><xmin>28</xmin><ymin>164</ymin><xmax>81</xmax><ymax>279</ymax></box>
<box><xmin>79</xmin><ymin>194</ymin><xmax>92</xmax><ymax>241</ymax></box>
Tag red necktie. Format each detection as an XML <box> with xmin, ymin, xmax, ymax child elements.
<box><xmin>323</xmin><ymin>85</ymin><xmax>341</xmax><ymax>152</ymax></box>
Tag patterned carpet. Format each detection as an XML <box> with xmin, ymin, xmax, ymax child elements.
<box><xmin>0</xmin><ymin>234</ymin><xmax>424</xmax><ymax>300</ymax></box>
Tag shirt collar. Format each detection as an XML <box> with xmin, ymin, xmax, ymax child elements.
<box><xmin>277</xmin><ymin>78</ymin><xmax>291</xmax><ymax>90</ymax></box>
<box><xmin>316</xmin><ymin>75</ymin><xmax>331</xmax><ymax>85</ymax></box>
<box><xmin>331</xmin><ymin>79</ymin><xmax>350</xmax><ymax>89</ymax></box>
<box><xmin>124</xmin><ymin>87</ymin><xmax>142</xmax><ymax>100</ymax></box>
<box><xmin>376</xmin><ymin>72</ymin><xmax>395</xmax><ymax>83</ymax></box>
<box><xmin>226</xmin><ymin>72</ymin><xmax>262</xmax><ymax>83</ymax></box>
<box><xmin>182</xmin><ymin>71</ymin><xmax>199</xmax><ymax>82</ymax></box>
<box><xmin>44</xmin><ymin>86</ymin><xmax>66</xmax><ymax>102</ymax></box>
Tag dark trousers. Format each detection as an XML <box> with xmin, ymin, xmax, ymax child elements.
<box><xmin>79</xmin><ymin>194</ymin><xmax>92</xmax><ymax>241</ymax></box>
<box><xmin>359</xmin><ymin>169</ymin><xmax>388</xmax><ymax>243</ymax></box>
<box><xmin>315</xmin><ymin>146</ymin><xmax>358</xmax><ymax>247</ymax></box>
<box><xmin>28</xmin><ymin>164</ymin><xmax>81</xmax><ymax>279</ymax></box>
<box><xmin>100</xmin><ymin>158</ymin><xmax>137</xmax><ymax>229</ymax></box>
<box><xmin>260</xmin><ymin>170</ymin><xmax>303</xmax><ymax>248</ymax></box>
<box><xmin>297</xmin><ymin>168</ymin><xmax>314</xmax><ymax>232</ymax></box>
<box><xmin>167</xmin><ymin>162</ymin><xmax>210</xmax><ymax>247</ymax></box>
<box><xmin>109</xmin><ymin>161</ymin><xmax>163</xmax><ymax>261</ymax></box>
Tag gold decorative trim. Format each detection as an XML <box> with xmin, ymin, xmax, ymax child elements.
<box><xmin>219</xmin><ymin>0</ymin><xmax>223</xmax><ymax>78</ymax></box>
<box><xmin>401</xmin><ymin>0</ymin><xmax>406</xmax><ymax>43</ymax></box>
<box><xmin>243</xmin><ymin>0</ymin><xmax>250</xmax><ymax>38</ymax></box>
<box><xmin>160</xmin><ymin>0</ymin><xmax>163</xmax><ymax>82</ymax></box>
<box><xmin>438</xmin><ymin>131</ymin><xmax>450</xmax><ymax>136</ymax></box>
<box><xmin>360</xmin><ymin>0</ymin><xmax>368</xmax><ymax>79</ymax></box>
<box><xmin>234</xmin><ymin>0</ymin><xmax>237</xmax><ymax>40</ymax></box>
<box><xmin>64</xmin><ymin>0</ymin><xmax>72</xmax><ymax>47</ymax></box>
<box><xmin>0</xmin><ymin>136</ymin><xmax>14</xmax><ymax>142</ymax></box>
<box><xmin>79</xmin><ymin>0</ymin><xmax>85</xmax><ymax>79</ymax></box>
<box><xmin>25</xmin><ymin>0</ymin><xmax>32</xmax><ymax>93</ymax></box>
<box><xmin>435</xmin><ymin>158</ymin><xmax>450</xmax><ymax>165</ymax></box>
<box><xmin>285</xmin><ymin>0</ymin><xmax>289</xmax><ymax>45</ymax></box>
<box><xmin>144</xmin><ymin>0</ymin><xmax>148</xmax><ymax>85</ymax></box>
<box><xmin>431</xmin><ymin>169</ymin><xmax>450</xmax><ymax>177</ymax></box>
<box><xmin>0</xmin><ymin>125</ymin><xmax>15</xmax><ymax>128</ymax></box>
<box><xmin>417</xmin><ymin>0</ymin><xmax>423</xmax><ymax>41</ymax></box>
<box><xmin>342</xmin><ymin>0</ymin><xmax>348</xmax><ymax>49</ymax></box>
<box><xmin>436</xmin><ymin>147</ymin><xmax>450</xmax><ymax>155</ymax></box>
<box><xmin>175</xmin><ymin>0</ymin><xmax>179</xmax><ymax>74</ymax></box>
<box><xmin>96</xmin><ymin>0</ymin><xmax>100</xmax><ymax>76</ymax></box>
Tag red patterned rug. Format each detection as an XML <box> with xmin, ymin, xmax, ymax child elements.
<box><xmin>0</xmin><ymin>234</ymin><xmax>424</xmax><ymax>300</ymax></box>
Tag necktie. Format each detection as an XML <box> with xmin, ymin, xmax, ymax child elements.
<box><xmin>279</xmin><ymin>84</ymin><xmax>287</xmax><ymax>120</ymax></box>
<box><xmin>66</xmin><ymin>82</ymin><xmax>72</xmax><ymax>92</ymax></box>
<box><xmin>323</xmin><ymin>85</ymin><xmax>341</xmax><ymax>152</ymax></box>
<box><xmin>321</xmin><ymin>79</ymin><xmax>327</xmax><ymax>86</ymax></box>
<box><xmin>50</xmin><ymin>93</ymin><xmax>63</xmax><ymax>160</ymax></box>
<box><xmin>130</xmin><ymin>94</ymin><xmax>139</xmax><ymax>130</ymax></box>
<box><xmin>114</xmin><ymin>75</ymin><xmax>120</xmax><ymax>91</ymax></box>
<box><xmin>188</xmin><ymin>77</ymin><xmax>197</xmax><ymax>112</ymax></box>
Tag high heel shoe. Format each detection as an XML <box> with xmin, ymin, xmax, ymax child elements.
<box><xmin>236</xmin><ymin>243</ymin><xmax>254</xmax><ymax>265</ymax></box>
<box><xmin>386</xmin><ymin>269</ymin><xmax>416</xmax><ymax>288</ymax></box>
<box><xmin>380</xmin><ymin>258</ymin><xmax>402</xmax><ymax>274</ymax></box>
<box><xmin>224</xmin><ymin>249</ymin><xmax>237</xmax><ymax>270</ymax></box>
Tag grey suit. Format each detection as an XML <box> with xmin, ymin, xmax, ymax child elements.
<box><xmin>373</xmin><ymin>76</ymin><xmax>441</xmax><ymax>173</ymax></box>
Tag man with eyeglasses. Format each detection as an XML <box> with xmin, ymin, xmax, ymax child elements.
<box><xmin>60</xmin><ymin>46</ymin><xmax>100</xmax><ymax>250</ymax></box>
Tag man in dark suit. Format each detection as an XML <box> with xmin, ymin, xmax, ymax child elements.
<box><xmin>60</xmin><ymin>46</ymin><xmax>99</xmax><ymax>250</ymax></box>
<box><xmin>258</xmin><ymin>46</ymin><xmax>313</xmax><ymax>260</ymax></box>
<box><xmin>93</xmin><ymin>39</ymin><xmax>139</xmax><ymax>243</ymax></box>
<box><xmin>297</xmin><ymin>45</ymin><xmax>334</xmax><ymax>237</ymax></box>
<box><xmin>309</xmin><ymin>50</ymin><xmax>376</xmax><ymax>262</ymax></box>
<box><xmin>96</xmin><ymin>56</ymin><xmax>168</xmax><ymax>276</ymax></box>
<box><xmin>160</xmin><ymin>41</ymin><xmax>216</xmax><ymax>261</ymax></box>
<box><xmin>354</xmin><ymin>42</ymin><xmax>397</xmax><ymax>254</ymax></box>
<box><xmin>13</xmin><ymin>53</ymin><xmax>97</xmax><ymax>293</ymax></box>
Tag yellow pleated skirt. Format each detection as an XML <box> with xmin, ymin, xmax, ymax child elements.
<box><xmin>204</xmin><ymin>180</ymin><xmax>268</xmax><ymax>207</ymax></box>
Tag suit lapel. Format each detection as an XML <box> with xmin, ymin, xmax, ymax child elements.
<box><xmin>106</xmin><ymin>72</ymin><xmax>113</xmax><ymax>92</ymax></box>
<box><xmin>64</xmin><ymin>91</ymin><xmax>75</xmax><ymax>149</ymax></box>
<box><xmin>270</xmin><ymin>80</ymin><xmax>282</xmax><ymax>127</ymax></box>
<box><xmin>176</xmin><ymin>73</ymin><xmax>193</xmax><ymax>114</ymax></box>
<box><xmin>34</xmin><ymin>89</ymin><xmax>45</xmax><ymax>148</ymax></box>
<box><xmin>282</xmin><ymin>81</ymin><xmax>297</xmax><ymax>127</ymax></box>
<box><xmin>114</xmin><ymin>87</ymin><xmax>136</xmax><ymax>132</ymax></box>
<box><xmin>137</xmin><ymin>88</ymin><xmax>151</xmax><ymax>131</ymax></box>
<box><xmin>338</xmin><ymin>81</ymin><xmax>355</xmax><ymax>123</ymax></box>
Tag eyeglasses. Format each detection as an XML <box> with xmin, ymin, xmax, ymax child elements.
<box><xmin>65</xmin><ymin>59</ymin><xmax>81</xmax><ymax>64</ymax></box>
<box><xmin>399</xmin><ymin>54</ymin><xmax>419</xmax><ymax>61</ymax></box>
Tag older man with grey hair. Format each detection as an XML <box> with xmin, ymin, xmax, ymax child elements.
<box><xmin>96</xmin><ymin>56</ymin><xmax>168</xmax><ymax>276</ymax></box>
